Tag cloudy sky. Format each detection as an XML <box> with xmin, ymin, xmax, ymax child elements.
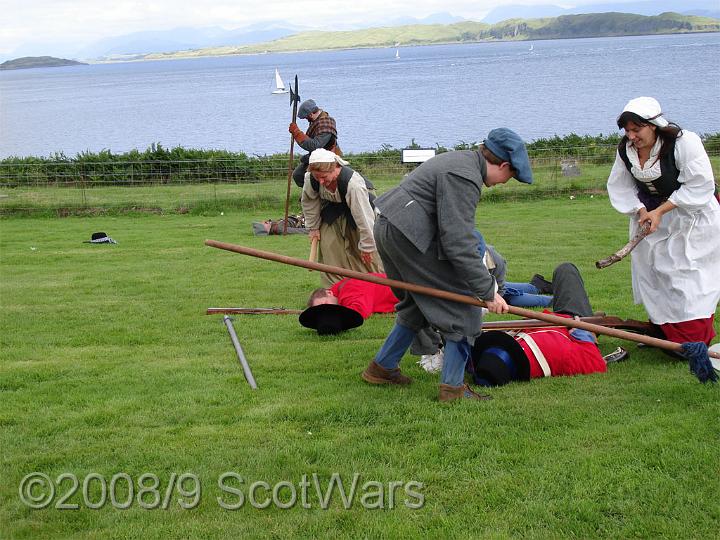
<box><xmin>1</xmin><ymin>0</ymin><xmax>638</xmax><ymax>57</ymax></box>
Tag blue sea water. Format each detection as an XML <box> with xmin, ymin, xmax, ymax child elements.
<box><xmin>0</xmin><ymin>33</ymin><xmax>718</xmax><ymax>159</ymax></box>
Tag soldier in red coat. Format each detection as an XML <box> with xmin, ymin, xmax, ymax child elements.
<box><xmin>471</xmin><ymin>262</ymin><xmax>628</xmax><ymax>386</ymax></box>
<box><xmin>299</xmin><ymin>274</ymin><xmax>443</xmax><ymax>359</ymax></box>
<box><xmin>299</xmin><ymin>273</ymin><xmax>398</xmax><ymax>335</ymax></box>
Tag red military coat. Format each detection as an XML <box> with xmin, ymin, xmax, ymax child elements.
<box><xmin>330</xmin><ymin>273</ymin><xmax>397</xmax><ymax>319</ymax></box>
<box><xmin>515</xmin><ymin>325</ymin><xmax>607</xmax><ymax>379</ymax></box>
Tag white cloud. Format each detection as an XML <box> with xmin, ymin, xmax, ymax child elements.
<box><xmin>0</xmin><ymin>0</ymin><xmax>709</xmax><ymax>58</ymax></box>
<box><xmin>0</xmin><ymin>0</ymin><xmax>505</xmax><ymax>54</ymax></box>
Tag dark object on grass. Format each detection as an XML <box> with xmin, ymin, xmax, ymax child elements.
<box><xmin>470</xmin><ymin>330</ymin><xmax>531</xmax><ymax>386</ymax></box>
<box><xmin>602</xmin><ymin>347</ymin><xmax>629</xmax><ymax>363</ymax></box>
<box><xmin>680</xmin><ymin>342</ymin><xmax>718</xmax><ymax>383</ymax></box>
<box><xmin>530</xmin><ymin>274</ymin><xmax>553</xmax><ymax>294</ymax></box>
<box><xmin>299</xmin><ymin>304</ymin><xmax>363</xmax><ymax>335</ymax></box>
<box><xmin>252</xmin><ymin>215</ymin><xmax>308</xmax><ymax>236</ymax></box>
<box><xmin>222</xmin><ymin>315</ymin><xmax>258</xmax><ymax>389</ymax></box>
<box><xmin>84</xmin><ymin>232</ymin><xmax>117</xmax><ymax>244</ymax></box>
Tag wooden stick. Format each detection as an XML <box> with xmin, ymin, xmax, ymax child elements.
<box><xmin>283</xmin><ymin>75</ymin><xmax>300</xmax><ymax>235</ymax></box>
<box><xmin>204</xmin><ymin>239</ymin><xmax>720</xmax><ymax>359</ymax></box>
<box><xmin>596</xmin><ymin>223</ymin><xmax>650</xmax><ymax>269</ymax></box>
<box><xmin>309</xmin><ymin>236</ymin><xmax>319</xmax><ymax>266</ymax></box>
<box><xmin>482</xmin><ymin>316</ymin><xmax>654</xmax><ymax>333</ymax></box>
<box><xmin>208</xmin><ymin>307</ymin><xmax>303</xmax><ymax>315</ymax></box>
<box><xmin>206</xmin><ymin>309</ymin><xmax>653</xmax><ymax>336</ymax></box>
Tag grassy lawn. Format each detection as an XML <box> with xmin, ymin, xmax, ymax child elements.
<box><xmin>1</xmin><ymin>195</ymin><xmax>718</xmax><ymax>539</ymax></box>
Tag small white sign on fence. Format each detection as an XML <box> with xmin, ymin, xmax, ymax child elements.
<box><xmin>401</xmin><ymin>148</ymin><xmax>436</xmax><ymax>164</ymax></box>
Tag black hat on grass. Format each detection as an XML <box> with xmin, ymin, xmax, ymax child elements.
<box><xmin>471</xmin><ymin>331</ymin><xmax>530</xmax><ymax>386</ymax></box>
<box><xmin>84</xmin><ymin>232</ymin><xmax>117</xmax><ymax>244</ymax></box>
<box><xmin>299</xmin><ymin>304</ymin><xmax>363</xmax><ymax>335</ymax></box>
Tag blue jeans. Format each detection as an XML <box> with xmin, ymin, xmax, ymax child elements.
<box><xmin>375</xmin><ymin>323</ymin><xmax>471</xmax><ymax>387</ymax></box>
<box><xmin>375</xmin><ymin>323</ymin><xmax>416</xmax><ymax>370</ymax></box>
<box><xmin>503</xmin><ymin>282</ymin><xmax>553</xmax><ymax>308</ymax></box>
<box><xmin>440</xmin><ymin>338</ymin><xmax>471</xmax><ymax>386</ymax></box>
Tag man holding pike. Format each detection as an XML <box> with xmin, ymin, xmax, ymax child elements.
<box><xmin>289</xmin><ymin>99</ymin><xmax>341</xmax><ymax>188</ymax></box>
<box><xmin>360</xmin><ymin>128</ymin><xmax>534</xmax><ymax>402</ymax></box>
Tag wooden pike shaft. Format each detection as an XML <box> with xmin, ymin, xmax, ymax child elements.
<box><xmin>596</xmin><ymin>224</ymin><xmax>650</xmax><ymax>269</ymax></box>
<box><xmin>205</xmin><ymin>239</ymin><xmax>720</xmax><ymax>359</ymax></box>
<box><xmin>481</xmin><ymin>316</ymin><xmax>652</xmax><ymax>333</ymax></box>
<box><xmin>308</xmin><ymin>236</ymin><xmax>319</xmax><ymax>271</ymax></box>
<box><xmin>283</xmin><ymin>75</ymin><xmax>300</xmax><ymax>235</ymax></box>
<box><xmin>206</xmin><ymin>310</ymin><xmax>648</xmax><ymax>333</ymax></box>
<box><xmin>208</xmin><ymin>307</ymin><xmax>303</xmax><ymax>315</ymax></box>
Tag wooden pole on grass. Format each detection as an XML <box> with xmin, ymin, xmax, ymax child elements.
<box><xmin>204</xmin><ymin>239</ymin><xmax>720</xmax><ymax>361</ymax></box>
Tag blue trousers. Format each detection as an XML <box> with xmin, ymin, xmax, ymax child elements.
<box><xmin>503</xmin><ymin>282</ymin><xmax>553</xmax><ymax>308</ymax></box>
<box><xmin>376</xmin><ymin>322</ymin><xmax>469</xmax><ymax>386</ymax></box>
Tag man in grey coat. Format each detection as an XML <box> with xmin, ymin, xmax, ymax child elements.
<box><xmin>361</xmin><ymin>128</ymin><xmax>534</xmax><ymax>402</ymax></box>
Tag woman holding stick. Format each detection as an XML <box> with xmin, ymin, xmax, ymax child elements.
<box><xmin>302</xmin><ymin>149</ymin><xmax>382</xmax><ymax>286</ymax></box>
<box><xmin>606</xmin><ymin>96</ymin><xmax>720</xmax><ymax>345</ymax></box>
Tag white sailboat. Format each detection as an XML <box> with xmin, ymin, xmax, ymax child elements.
<box><xmin>528</xmin><ymin>44</ymin><xmax>534</xmax><ymax>52</ymax></box>
<box><xmin>272</xmin><ymin>68</ymin><xmax>289</xmax><ymax>94</ymax></box>
<box><xmin>395</xmin><ymin>49</ymin><xmax>400</xmax><ymax>60</ymax></box>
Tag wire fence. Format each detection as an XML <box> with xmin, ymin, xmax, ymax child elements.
<box><xmin>1</xmin><ymin>145</ymin><xmax>718</xmax><ymax>216</ymax></box>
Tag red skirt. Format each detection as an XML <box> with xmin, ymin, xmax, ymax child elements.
<box><xmin>659</xmin><ymin>315</ymin><xmax>716</xmax><ymax>345</ymax></box>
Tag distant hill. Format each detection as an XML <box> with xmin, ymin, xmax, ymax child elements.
<box><xmin>0</xmin><ymin>56</ymin><xmax>87</xmax><ymax>70</ymax></box>
<box><xmin>144</xmin><ymin>11</ymin><xmax>720</xmax><ymax>60</ymax></box>
<box><xmin>482</xmin><ymin>0</ymin><xmax>720</xmax><ymax>23</ymax></box>
<box><xmin>76</xmin><ymin>13</ymin><xmax>465</xmax><ymax>60</ymax></box>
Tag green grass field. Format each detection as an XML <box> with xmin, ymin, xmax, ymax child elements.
<box><xmin>1</xmin><ymin>194</ymin><xmax>718</xmax><ymax>539</ymax></box>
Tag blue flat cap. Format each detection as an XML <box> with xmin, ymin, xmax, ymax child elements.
<box><xmin>298</xmin><ymin>99</ymin><xmax>319</xmax><ymax>119</ymax></box>
<box><xmin>483</xmin><ymin>128</ymin><xmax>533</xmax><ymax>184</ymax></box>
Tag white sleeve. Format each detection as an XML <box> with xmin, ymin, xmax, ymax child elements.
<box><xmin>607</xmin><ymin>151</ymin><xmax>644</xmax><ymax>215</ymax></box>
<box><xmin>300</xmin><ymin>172</ymin><xmax>322</xmax><ymax>230</ymax></box>
<box><xmin>668</xmin><ymin>131</ymin><xmax>716</xmax><ymax>210</ymax></box>
<box><xmin>345</xmin><ymin>172</ymin><xmax>377</xmax><ymax>252</ymax></box>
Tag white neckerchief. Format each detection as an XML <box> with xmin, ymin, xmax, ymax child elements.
<box><xmin>626</xmin><ymin>138</ymin><xmax>662</xmax><ymax>182</ymax></box>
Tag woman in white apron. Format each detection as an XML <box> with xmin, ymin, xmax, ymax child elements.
<box><xmin>606</xmin><ymin>96</ymin><xmax>720</xmax><ymax>345</ymax></box>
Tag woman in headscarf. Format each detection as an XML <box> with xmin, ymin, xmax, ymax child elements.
<box><xmin>302</xmin><ymin>148</ymin><xmax>382</xmax><ymax>285</ymax></box>
<box><xmin>607</xmin><ymin>96</ymin><xmax>720</xmax><ymax>345</ymax></box>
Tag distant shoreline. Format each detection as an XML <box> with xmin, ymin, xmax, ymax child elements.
<box><xmin>87</xmin><ymin>30</ymin><xmax>720</xmax><ymax>65</ymax></box>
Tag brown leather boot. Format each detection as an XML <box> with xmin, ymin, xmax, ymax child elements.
<box><xmin>361</xmin><ymin>360</ymin><xmax>412</xmax><ymax>385</ymax></box>
<box><xmin>438</xmin><ymin>383</ymin><xmax>492</xmax><ymax>402</ymax></box>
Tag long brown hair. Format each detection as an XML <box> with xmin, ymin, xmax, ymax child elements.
<box><xmin>617</xmin><ymin>111</ymin><xmax>683</xmax><ymax>160</ymax></box>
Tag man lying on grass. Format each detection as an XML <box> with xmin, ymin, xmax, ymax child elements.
<box><xmin>470</xmin><ymin>262</ymin><xmax>628</xmax><ymax>387</ymax></box>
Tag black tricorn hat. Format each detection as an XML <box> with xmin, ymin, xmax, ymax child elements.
<box><xmin>471</xmin><ymin>331</ymin><xmax>531</xmax><ymax>386</ymax></box>
<box><xmin>299</xmin><ymin>304</ymin><xmax>363</xmax><ymax>335</ymax></box>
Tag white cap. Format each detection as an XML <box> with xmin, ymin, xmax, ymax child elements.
<box><xmin>621</xmin><ymin>97</ymin><xmax>668</xmax><ymax>128</ymax></box>
<box><xmin>309</xmin><ymin>148</ymin><xmax>349</xmax><ymax>166</ymax></box>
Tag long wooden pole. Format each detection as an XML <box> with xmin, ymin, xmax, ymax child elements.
<box><xmin>205</xmin><ymin>309</ymin><xmax>651</xmax><ymax>332</ymax></box>
<box><xmin>204</xmin><ymin>239</ymin><xmax>720</xmax><ymax>359</ymax></box>
<box><xmin>283</xmin><ymin>75</ymin><xmax>299</xmax><ymax>235</ymax></box>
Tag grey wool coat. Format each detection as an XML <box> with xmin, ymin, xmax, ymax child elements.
<box><xmin>374</xmin><ymin>150</ymin><xmax>497</xmax><ymax>342</ymax></box>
